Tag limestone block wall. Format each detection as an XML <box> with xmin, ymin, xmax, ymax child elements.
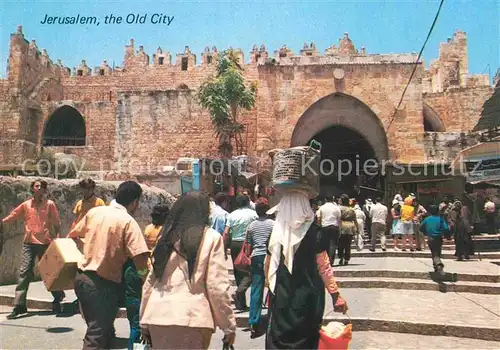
<box><xmin>423</xmin><ymin>86</ymin><xmax>493</xmax><ymax>132</ymax></box>
<box><xmin>422</xmin><ymin>132</ymin><xmax>480</xmax><ymax>163</ymax></box>
<box><xmin>0</xmin><ymin>176</ymin><xmax>176</xmax><ymax>285</ymax></box>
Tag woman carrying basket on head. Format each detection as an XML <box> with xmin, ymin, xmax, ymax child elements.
<box><xmin>264</xmin><ymin>190</ymin><xmax>348</xmax><ymax>349</ymax></box>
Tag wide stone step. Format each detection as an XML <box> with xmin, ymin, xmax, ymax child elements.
<box><xmin>226</xmin><ymin>257</ymin><xmax>500</xmax><ymax>283</ymax></box>
<box><xmin>332</xmin><ymin>269</ymin><xmax>500</xmax><ymax>283</ymax></box>
<box><xmin>334</xmin><ymin>331</ymin><xmax>500</xmax><ymax>349</ymax></box>
<box><xmin>352</xmin><ymin>243</ymin><xmax>457</xmax><ymax>250</ymax></box>
<box><xmin>233</xmin><ymin>288</ymin><xmax>500</xmax><ymax>341</ymax></box>
<box><xmin>226</xmin><ymin>275</ymin><xmax>500</xmax><ymax>294</ymax></box>
<box><xmin>331</xmin><ymin>257</ymin><xmax>500</xmax><ymax>282</ymax></box>
<box><xmin>2</xmin><ymin>284</ymin><xmax>499</xmax><ymax>341</ymax></box>
<box><xmin>335</xmin><ymin>277</ymin><xmax>500</xmax><ymax>294</ymax></box>
<box><xmin>349</xmin><ymin>250</ymin><xmax>500</xmax><ymax>259</ymax></box>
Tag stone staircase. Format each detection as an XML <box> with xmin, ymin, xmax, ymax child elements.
<box><xmin>350</xmin><ymin>234</ymin><xmax>500</xmax><ymax>259</ymax></box>
<box><xmin>1</xmin><ymin>236</ymin><xmax>499</xmax><ymax>347</ymax></box>
<box><xmin>225</xmin><ymin>256</ymin><xmax>500</xmax><ymax>343</ymax></box>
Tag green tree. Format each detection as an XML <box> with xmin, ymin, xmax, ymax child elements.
<box><xmin>197</xmin><ymin>49</ymin><xmax>257</xmax><ymax>158</ymax></box>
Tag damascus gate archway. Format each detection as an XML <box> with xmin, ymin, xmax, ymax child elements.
<box><xmin>291</xmin><ymin>93</ymin><xmax>389</xmax><ymax>200</ymax></box>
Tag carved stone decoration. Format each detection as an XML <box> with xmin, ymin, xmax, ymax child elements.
<box><xmin>300</xmin><ymin>42</ymin><xmax>318</xmax><ymax>56</ymax></box>
<box><xmin>338</xmin><ymin>32</ymin><xmax>358</xmax><ymax>55</ymax></box>
<box><xmin>275</xmin><ymin>45</ymin><xmax>293</xmax><ymax>58</ymax></box>
<box><xmin>333</xmin><ymin>68</ymin><xmax>345</xmax><ymax>80</ymax></box>
<box><xmin>325</xmin><ymin>44</ymin><xmax>338</xmax><ymax>56</ymax></box>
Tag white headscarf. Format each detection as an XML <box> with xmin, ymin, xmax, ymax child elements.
<box><xmin>267</xmin><ymin>190</ymin><xmax>314</xmax><ymax>293</ymax></box>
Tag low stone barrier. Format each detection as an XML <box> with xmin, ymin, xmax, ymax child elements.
<box><xmin>0</xmin><ymin>176</ymin><xmax>176</xmax><ymax>285</ymax></box>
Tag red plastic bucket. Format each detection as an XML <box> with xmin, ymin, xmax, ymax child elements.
<box><xmin>318</xmin><ymin>323</ymin><xmax>352</xmax><ymax>349</ymax></box>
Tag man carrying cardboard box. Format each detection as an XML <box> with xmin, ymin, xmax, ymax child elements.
<box><xmin>1</xmin><ymin>179</ymin><xmax>66</xmax><ymax>319</ymax></box>
<box><xmin>68</xmin><ymin>181</ymin><xmax>150</xmax><ymax>350</ymax></box>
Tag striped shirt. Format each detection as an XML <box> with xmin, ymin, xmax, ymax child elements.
<box><xmin>246</xmin><ymin>218</ymin><xmax>274</xmax><ymax>257</ymax></box>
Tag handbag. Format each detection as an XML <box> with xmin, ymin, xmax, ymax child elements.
<box><xmin>440</xmin><ymin>217</ymin><xmax>451</xmax><ymax>239</ymax></box>
<box><xmin>233</xmin><ymin>229</ymin><xmax>252</xmax><ymax>272</ymax></box>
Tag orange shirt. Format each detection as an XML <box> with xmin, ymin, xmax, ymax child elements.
<box><xmin>2</xmin><ymin>198</ymin><xmax>60</xmax><ymax>245</ymax></box>
<box><xmin>68</xmin><ymin>201</ymin><xmax>149</xmax><ymax>283</ymax></box>
<box><xmin>144</xmin><ymin>224</ymin><xmax>163</xmax><ymax>251</ymax></box>
<box><xmin>71</xmin><ymin>195</ymin><xmax>106</xmax><ymax>229</ymax></box>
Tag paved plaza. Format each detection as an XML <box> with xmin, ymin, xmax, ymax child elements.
<box><xmin>1</xmin><ymin>253</ymin><xmax>499</xmax><ymax>348</ymax></box>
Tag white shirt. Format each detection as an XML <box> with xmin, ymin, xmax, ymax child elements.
<box><xmin>225</xmin><ymin>207</ymin><xmax>258</xmax><ymax>241</ymax></box>
<box><xmin>316</xmin><ymin>202</ymin><xmax>341</xmax><ymax>227</ymax></box>
<box><xmin>369</xmin><ymin>203</ymin><xmax>388</xmax><ymax>224</ymax></box>
<box><xmin>354</xmin><ymin>207</ymin><xmax>366</xmax><ymax>233</ymax></box>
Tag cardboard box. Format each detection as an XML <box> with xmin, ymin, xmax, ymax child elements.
<box><xmin>38</xmin><ymin>238</ymin><xmax>83</xmax><ymax>291</ymax></box>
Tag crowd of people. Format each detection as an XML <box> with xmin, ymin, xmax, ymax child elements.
<box><xmin>0</xmin><ymin>179</ymin><xmax>349</xmax><ymax>349</ymax></box>
<box><xmin>0</xmin><ymin>177</ymin><xmax>496</xmax><ymax>349</ymax></box>
<box><xmin>310</xmin><ymin>191</ymin><xmax>495</xmax><ymax>275</ymax></box>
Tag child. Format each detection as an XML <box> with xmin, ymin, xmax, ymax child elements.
<box><xmin>419</xmin><ymin>204</ymin><xmax>451</xmax><ymax>274</ymax></box>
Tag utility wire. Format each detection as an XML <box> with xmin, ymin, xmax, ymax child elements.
<box><xmin>385</xmin><ymin>0</ymin><xmax>445</xmax><ymax>132</ymax></box>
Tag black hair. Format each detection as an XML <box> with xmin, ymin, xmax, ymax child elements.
<box><xmin>235</xmin><ymin>195</ymin><xmax>250</xmax><ymax>209</ymax></box>
<box><xmin>115</xmin><ymin>181</ymin><xmax>143</xmax><ymax>207</ymax></box>
<box><xmin>214</xmin><ymin>192</ymin><xmax>228</xmax><ymax>206</ymax></box>
<box><xmin>340</xmin><ymin>195</ymin><xmax>350</xmax><ymax>206</ymax></box>
<box><xmin>153</xmin><ymin>191</ymin><xmax>210</xmax><ymax>280</ymax></box>
<box><xmin>256</xmin><ymin>202</ymin><xmax>270</xmax><ymax>217</ymax></box>
<box><xmin>428</xmin><ymin>204</ymin><xmax>439</xmax><ymax>216</ymax></box>
<box><xmin>31</xmin><ymin>179</ymin><xmax>47</xmax><ymax>190</ymax></box>
<box><xmin>375</xmin><ymin>197</ymin><xmax>382</xmax><ymax>203</ymax></box>
<box><xmin>151</xmin><ymin>204</ymin><xmax>170</xmax><ymax>226</ymax></box>
<box><xmin>79</xmin><ymin>178</ymin><xmax>96</xmax><ymax>189</ymax></box>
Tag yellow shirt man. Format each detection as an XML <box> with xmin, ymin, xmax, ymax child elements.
<box><xmin>71</xmin><ymin>195</ymin><xmax>106</xmax><ymax>229</ymax></box>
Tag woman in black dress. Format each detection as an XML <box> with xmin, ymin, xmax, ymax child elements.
<box><xmin>452</xmin><ymin>200</ymin><xmax>474</xmax><ymax>260</ymax></box>
<box><xmin>265</xmin><ymin>191</ymin><xmax>348</xmax><ymax>349</ymax></box>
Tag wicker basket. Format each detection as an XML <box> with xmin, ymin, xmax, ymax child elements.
<box><xmin>272</xmin><ymin>140</ymin><xmax>321</xmax><ymax>197</ymax></box>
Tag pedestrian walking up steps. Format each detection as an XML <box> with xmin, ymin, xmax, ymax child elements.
<box><xmin>0</xmin><ymin>257</ymin><xmax>498</xmax><ymax>341</ymax></box>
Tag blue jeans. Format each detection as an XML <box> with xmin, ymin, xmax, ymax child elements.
<box><xmin>126</xmin><ymin>298</ymin><xmax>141</xmax><ymax>350</ymax></box>
<box><xmin>249</xmin><ymin>255</ymin><xmax>266</xmax><ymax>326</ymax></box>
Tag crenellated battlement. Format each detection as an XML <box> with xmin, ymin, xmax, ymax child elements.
<box><xmin>422</xmin><ymin>29</ymin><xmax>489</xmax><ymax>93</ymax></box>
<box><xmin>8</xmin><ymin>25</ymin><xmax>72</xmax><ymax>82</ymax></box>
<box><xmin>0</xmin><ymin>26</ymin><xmax>494</xmax><ymax>179</ymax></box>
<box><xmin>6</xmin><ymin>25</ymin><xmax>491</xmax><ymax>94</ymax></box>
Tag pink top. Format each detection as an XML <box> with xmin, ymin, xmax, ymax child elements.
<box><xmin>140</xmin><ymin>227</ymin><xmax>237</xmax><ymax>335</ymax></box>
<box><xmin>2</xmin><ymin>198</ymin><xmax>60</xmax><ymax>245</ymax></box>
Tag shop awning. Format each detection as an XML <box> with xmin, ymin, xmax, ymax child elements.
<box><xmin>451</xmin><ymin>140</ymin><xmax>500</xmax><ymax>183</ymax></box>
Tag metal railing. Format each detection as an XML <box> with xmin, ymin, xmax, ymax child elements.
<box><xmin>42</xmin><ymin>136</ymin><xmax>86</xmax><ymax>147</ymax></box>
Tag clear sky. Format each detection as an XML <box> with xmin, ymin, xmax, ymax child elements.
<box><xmin>0</xmin><ymin>0</ymin><xmax>498</xmax><ymax>80</ymax></box>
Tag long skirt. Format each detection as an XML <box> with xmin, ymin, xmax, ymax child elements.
<box><xmin>455</xmin><ymin>222</ymin><xmax>474</xmax><ymax>258</ymax></box>
<box><xmin>149</xmin><ymin>325</ymin><xmax>213</xmax><ymax>349</ymax></box>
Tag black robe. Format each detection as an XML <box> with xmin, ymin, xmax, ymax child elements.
<box><xmin>266</xmin><ymin>223</ymin><xmax>329</xmax><ymax>349</ymax></box>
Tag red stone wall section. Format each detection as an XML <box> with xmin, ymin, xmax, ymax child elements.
<box><xmin>423</xmin><ymin>86</ymin><xmax>493</xmax><ymax>132</ymax></box>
